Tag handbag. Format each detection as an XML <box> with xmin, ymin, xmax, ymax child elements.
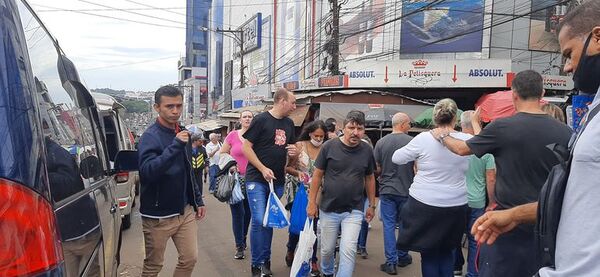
<box><xmin>213</xmin><ymin>172</ymin><xmax>235</xmax><ymax>202</ymax></box>
<box><xmin>536</xmin><ymin>104</ymin><xmax>600</xmax><ymax>267</ymax></box>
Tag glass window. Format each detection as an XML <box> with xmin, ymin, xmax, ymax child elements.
<box><xmin>18</xmin><ymin>2</ymin><xmax>106</xmax><ymax>193</ymax></box>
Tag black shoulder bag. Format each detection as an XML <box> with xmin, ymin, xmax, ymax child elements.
<box><xmin>536</xmin><ymin>104</ymin><xmax>600</xmax><ymax>268</ymax></box>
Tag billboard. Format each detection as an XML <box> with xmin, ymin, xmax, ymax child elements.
<box><xmin>528</xmin><ymin>0</ymin><xmax>567</xmax><ymax>52</ymax></box>
<box><xmin>238</xmin><ymin>13</ymin><xmax>262</xmax><ymax>54</ymax></box>
<box><xmin>400</xmin><ymin>0</ymin><xmax>484</xmax><ymax>53</ymax></box>
<box><xmin>339</xmin><ymin>0</ymin><xmax>387</xmax><ymax>60</ymax></box>
<box><xmin>344</xmin><ymin>59</ymin><xmax>512</xmax><ymax>88</ymax></box>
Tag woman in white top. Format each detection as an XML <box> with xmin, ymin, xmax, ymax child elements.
<box><xmin>392</xmin><ymin>98</ymin><xmax>471</xmax><ymax>277</ymax></box>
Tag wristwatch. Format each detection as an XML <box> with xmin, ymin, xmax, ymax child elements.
<box><xmin>438</xmin><ymin>133</ymin><xmax>450</xmax><ymax>141</ymax></box>
<box><xmin>369</xmin><ymin>204</ymin><xmax>377</xmax><ymax>209</ymax></box>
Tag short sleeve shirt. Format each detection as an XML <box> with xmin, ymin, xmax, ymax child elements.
<box><xmin>315</xmin><ymin>138</ymin><xmax>376</xmax><ymax>213</ymax></box>
<box><xmin>243</xmin><ymin>112</ymin><xmax>296</xmax><ymax>185</ymax></box>
<box><xmin>374</xmin><ymin>133</ymin><xmax>414</xmax><ymax>196</ymax></box>
<box><xmin>225</xmin><ymin>130</ymin><xmax>248</xmax><ymax>175</ymax></box>
<box><xmin>465</xmin><ymin>154</ymin><xmax>495</xmax><ymax>209</ymax></box>
<box><xmin>466</xmin><ymin>113</ymin><xmax>572</xmax><ymax>209</ymax></box>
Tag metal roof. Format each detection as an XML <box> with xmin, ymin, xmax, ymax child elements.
<box><xmin>91</xmin><ymin>92</ymin><xmax>125</xmax><ymax>111</ymax></box>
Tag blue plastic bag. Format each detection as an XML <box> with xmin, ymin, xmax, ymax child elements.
<box><xmin>263</xmin><ymin>181</ymin><xmax>290</xmax><ymax>228</ymax></box>
<box><xmin>289</xmin><ymin>183</ymin><xmax>308</xmax><ymax>235</ymax></box>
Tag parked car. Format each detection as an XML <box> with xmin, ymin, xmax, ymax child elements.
<box><xmin>92</xmin><ymin>92</ymin><xmax>140</xmax><ymax>229</ymax></box>
<box><xmin>0</xmin><ymin>0</ymin><xmax>136</xmax><ymax>276</ymax></box>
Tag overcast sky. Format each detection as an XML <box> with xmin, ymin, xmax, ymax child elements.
<box><xmin>29</xmin><ymin>0</ymin><xmax>187</xmax><ymax>92</ymax></box>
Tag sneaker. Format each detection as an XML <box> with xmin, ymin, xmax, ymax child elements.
<box><xmin>397</xmin><ymin>255</ymin><xmax>413</xmax><ymax>267</ymax></box>
<box><xmin>234</xmin><ymin>247</ymin><xmax>245</xmax><ymax>260</ymax></box>
<box><xmin>261</xmin><ymin>260</ymin><xmax>273</xmax><ymax>277</ymax></box>
<box><xmin>357</xmin><ymin>248</ymin><xmax>369</xmax><ymax>259</ymax></box>
<box><xmin>285</xmin><ymin>250</ymin><xmax>294</xmax><ymax>267</ymax></box>
<box><xmin>453</xmin><ymin>270</ymin><xmax>463</xmax><ymax>277</ymax></box>
<box><xmin>380</xmin><ymin>262</ymin><xmax>398</xmax><ymax>275</ymax></box>
<box><xmin>310</xmin><ymin>261</ymin><xmax>320</xmax><ymax>276</ymax></box>
<box><xmin>251</xmin><ymin>265</ymin><xmax>261</xmax><ymax>277</ymax></box>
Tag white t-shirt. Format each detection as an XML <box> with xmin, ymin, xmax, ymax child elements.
<box><xmin>205</xmin><ymin>141</ymin><xmax>222</xmax><ymax>165</ymax></box>
<box><xmin>392</xmin><ymin>131</ymin><xmax>472</xmax><ymax>207</ymax></box>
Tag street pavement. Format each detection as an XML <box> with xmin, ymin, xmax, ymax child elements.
<box><xmin>119</xmin><ymin>184</ymin><xmax>453</xmax><ymax>277</ymax></box>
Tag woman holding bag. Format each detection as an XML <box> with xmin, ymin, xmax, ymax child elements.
<box><xmin>220</xmin><ymin>110</ymin><xmax>254</xmax><ymax>260</ymax></box>
<box><xmin>284</xmin><ymin>120</ymin><xmax>327</xmax><ymax>276</ymax></box>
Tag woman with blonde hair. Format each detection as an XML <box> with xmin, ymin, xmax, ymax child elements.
<box><xmin>220</xmin><ymin>110</ymin><xmax>254</xmax><ymax>260</ymax></box>
<box><xmin>541</xmin><ymin>103</ymin><xmax>566</xmax><ymax>124</ymax></box>
<box><xmin>392</xmin><ymin>98</ymin><xmax>471</xmax><ymax>277</ymax></box>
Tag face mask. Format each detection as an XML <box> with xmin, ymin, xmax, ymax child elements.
<box><xmin>573</xmin><ymin>33</ymin><xmax>600</xmax><ymax>94</ymax></box>
<box><xmin>310</xmin><ymin>138</ymin><xmax>323</xmax><ymax>147</ymax></box>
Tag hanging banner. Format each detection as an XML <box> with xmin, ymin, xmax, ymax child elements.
<box><xmin>343</xmin><ymin>59</ymin><xmax>511</xmax><ymax>88</ymax></box>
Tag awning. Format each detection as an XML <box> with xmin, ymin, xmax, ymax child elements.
<box><xmin>289</xmin><ymin>105</ymin><xmax>310</xmax><ymax>126</ymax></box>
<box><xmin>187</xmin><ymin>120</ymin><xmax>227</xmax><ymax>132</ymax></box>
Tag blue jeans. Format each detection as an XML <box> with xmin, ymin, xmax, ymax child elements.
<box><xmin>246</xmin><ymin>181</ymin><xmax>284</xmax><ymax>266</ymax></box>
<box><xmin>320</xmin><ymin>209</ymin><xmax>363</xmax><ymax>276</ymax></box>
<box><xmin>380</xmin><ymin>194</ymin><xmax>411</xmax><ymax>265</ymax></box>
<box><xmin>208</xmin><ymin>164</ymin><xmax>219</xmax><ymax>192</ymax></box>
<box><xmin>229</xmin><ymin>197</ymin><xmax>251</xmax><ymax>249</ymax></box>
<box><xmin>452</xmin><ymin>207</ymin><xmax>485</xmax><ymax>276</ymax></box>
<box><xmin>421</xmin><ymin>249</ymin><xmax>454</xmax><ymax>277</ymax></box>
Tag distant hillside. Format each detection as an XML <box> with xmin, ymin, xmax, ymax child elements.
<box><xmin>91</xmin><ymin>88</ymin><xmax>128</xmax><ymax>97</ymax></box>
<box><xmin>91</xmin><ymin>88</ymin><xmax>152</xmax><ymax>114</ymax></box>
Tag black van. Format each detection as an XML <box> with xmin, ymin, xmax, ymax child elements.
<box><xmin>0</xmin><ymin>0</ymin><xmax>136</xmax><ymax>276</ymax></box>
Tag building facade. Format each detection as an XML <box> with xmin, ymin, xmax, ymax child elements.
<box><xmin>212</xmin><ymin>0</ymin><xmax>573</xmax><ymax>111</ymax></box>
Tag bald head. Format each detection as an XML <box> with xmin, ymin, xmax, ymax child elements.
<box><xmin>392</xmin><ymin>112</ymin><xmax>410</xmax><ymax>133</ymax></box>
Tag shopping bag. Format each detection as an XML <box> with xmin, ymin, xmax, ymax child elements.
<box><xmin>213</xmin><ymin>173</ymin><xmax>235</xmax><ymax>202</ymax></box>
<box><xmin>263</xmin><ymin>180</ymin><xmax>290</xmax><ymax>228</ymax></box>
<box><xmin>289</xmin><ymin>182</ymin><xmax>308</xmax><ymax>235</ymax></box>
<box><xmin>228</xmin><ymin>173</ymin><xmax>245</xmax><ymax>204</ymax></box>
<box><xmin>290</xmin><ymin>218</ymin><xmax>317</xmax><ymax>277</ymax></box>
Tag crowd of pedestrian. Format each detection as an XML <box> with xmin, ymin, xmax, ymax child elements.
<box><xmin>135</xmin><ymin>1</ymin><xmax>600</xmax><ymax>276</ymax></box>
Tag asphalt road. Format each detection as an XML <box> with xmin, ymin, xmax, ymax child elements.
<box><xmin>119</xmin><ymin>186</ymin><xmax>443</xmax><ymax>277</ymax></box>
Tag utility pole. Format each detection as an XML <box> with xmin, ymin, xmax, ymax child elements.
<box><xmin>330</xmin><ymin>0</ymin><xmax>340</xmax><ymax>75</ymax></box>
<box><xmin>239</xmin><ymin>31</ymin><xmax>245</xmax><ymax>88</ymax></box>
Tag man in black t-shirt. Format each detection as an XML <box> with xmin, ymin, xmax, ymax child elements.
<box><xmin>431</xmin><ymin>70</ymin><xmax>572</xmax><ymax>277</ymax></box>
<box><xmin>242</xmin><ymin>88</ymin><xmax>297</xmax><ymax>277</ymax></box>
<box><xmin>307</xmin><ymin>111</ymin><xmax>377</xmax><ymax>277</ymax></box>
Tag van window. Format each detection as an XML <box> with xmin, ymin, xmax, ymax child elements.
<box><xmin>17</xmin><ymin>2</ymin><xmax>107</xmax><ymax>192</ymax></box>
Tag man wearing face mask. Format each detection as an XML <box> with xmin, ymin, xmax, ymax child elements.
<box><xmin>470</xmin><ymin>1</ymin><xmax>600</xmax><ymax>276</ymax></box>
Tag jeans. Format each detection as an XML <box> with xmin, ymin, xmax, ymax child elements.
<box><xmin>208</xmin><ymin>164</ymin><xmax>219</xmax><ymax>192</ymax></box>
<box><xmin>320</xmin><ymin>209</ymin><xmax>363</xmax><ymax>277</ymax></box>
<box><xmin>229</xmin><ymin>197</ymin><xmax>251</xmax><ymax>249</ymax></box>
<box><xmin>421</xmin><ymin>249</ymin><xmax>454</xmax><ymax>277</ymax></box>
<box><xmin>380</xmin><ymin>194</ymin><xmax>410</xmax><ymax>265</ymax></box>
<box><xmin>246</xmin><ymin>181</ymin><xmax>284</xmax><ymax>266</ymax></box>
<box><xmin>357</xmin><ymin>199</ymin><xmax>369</xmax><ymax>250</ymax></box>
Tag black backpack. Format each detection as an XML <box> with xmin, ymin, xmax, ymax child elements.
<box><xmin>536</xmin><ymin>104</ymin><xmax>600</xmax><ymax>267</ymax></box>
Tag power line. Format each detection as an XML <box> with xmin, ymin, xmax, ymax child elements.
<box><xmin>31</xmin><ymin>3</ymin><xmax>184</xmax><ymax>29</ymax></box>
<box><xmin>78</xmin><ymin>0</ymin><xmax>186</xmax><ymax>25</ymax></box>
<box><xmin>80</xmin><ymin>55</ymin><xmax>179</xmax><ymax>71</ymax></box>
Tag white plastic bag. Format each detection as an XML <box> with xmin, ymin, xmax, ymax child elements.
<box><xmin>262</xmin><ymin>180</ymin><xmax>290</xmax><ymax>228</ymax></box>
<box><xmin>290</xmin><ymin>218</ymin><xmax>317</xmax><ymax>277</ymax></box>
<box><xmin>228</xmin><ymin>173</ymin><xmax>244</xmax><ymax>204</ymax></box>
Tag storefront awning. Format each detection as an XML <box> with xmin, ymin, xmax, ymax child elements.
<box><xmin>289</xmin><ymin>105</ymin><xmax>310</xmax><ymax>127</ymax></box>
